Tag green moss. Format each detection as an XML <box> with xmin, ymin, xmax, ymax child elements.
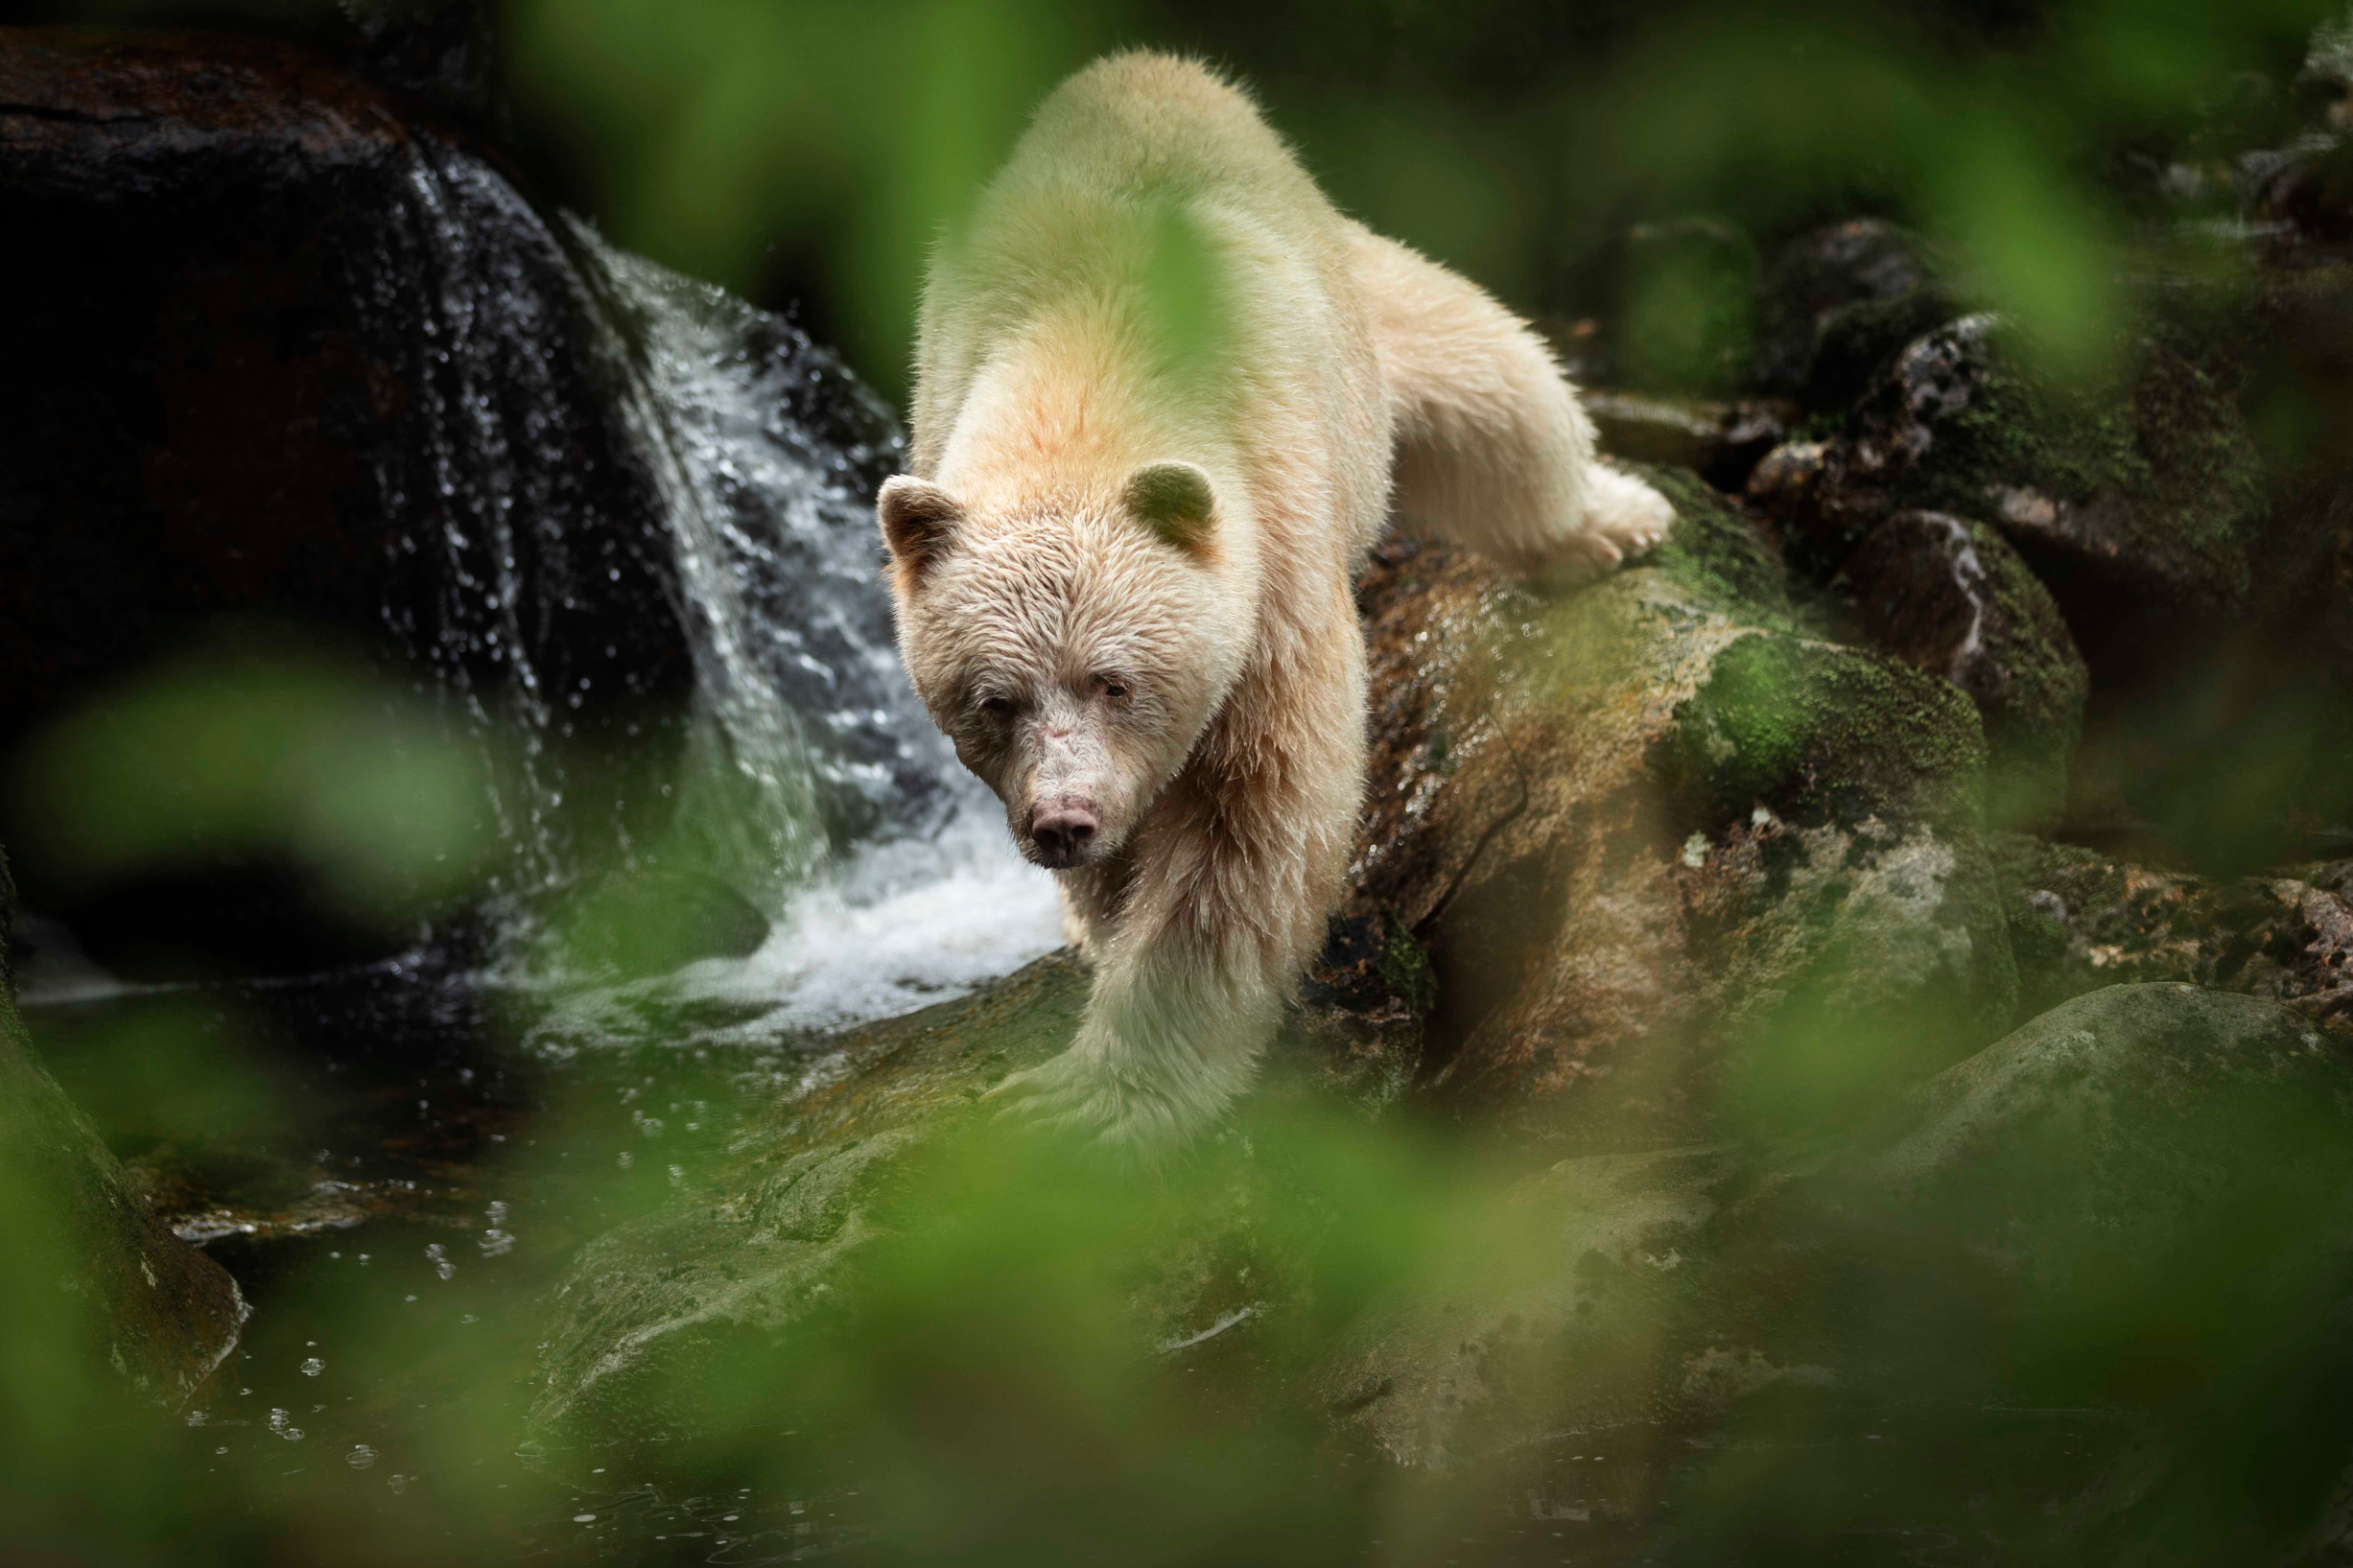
<box><xmin>1672</xmin><ymin>632</ymin><xmax>1988</xmax><ymax>831</ymax></box>
<box><xmin>1629</xmin><ymin>462</ymin><xmax>1790</xmax><ymax>622</ymax></box>
<box><xmin>1376</xmin><ymin>918</ymin><xmax>1436</xmax><ymax>1018</ymax></box>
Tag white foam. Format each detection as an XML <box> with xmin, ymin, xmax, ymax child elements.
<box><xmin>520</xmin><ymin>797</ymin><xmax>1066</xmax><ymax>1059</ymax></box>
<box><xmin>679</xmin><ymin>802</ymin><xmax>1065</xmax><ymax>1033</ymax></box>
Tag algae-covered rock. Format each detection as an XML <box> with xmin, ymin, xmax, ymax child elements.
<box><xmin>1352</xmin><ymin>464</ymin><xmax>2013</xmax><ymax>1135</ymax></box>
<box><xmin>0</xmin><ymin>842</ymin><xmax>247</xmax><ymax>1412</ymax></box>
<box><xmin>1832</xmin><ymin>509</ymin><xmax>2089</xmax><ymax>831</ymax></box>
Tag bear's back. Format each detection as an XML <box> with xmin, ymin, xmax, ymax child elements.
<box><xmin>1009</xmin><ymin>52</ymin><xmax>1326</xmax><ymax>222</ymax></box>
<box><xmin>909</xmin><ymin>52</ymin><xmax>1365</xmax><ymax>478</ymax></box>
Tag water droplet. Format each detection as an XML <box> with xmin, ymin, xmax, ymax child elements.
<box><xmin>300</xmin><ymin>1358</ymin><xmax>324</xmax><ymax>1377</ymax></box>
<box><xmin>347</xmin><ymin>1445</ymin><xmax>377</xmax><ymax>1469</ymax></box>
<box><xmin>574</xmin><ymin>1513</ymin><xmax>597</xmax><ymax>1524</ymax></box>
<box><xmin>388</xmin><ymin>1474</ymin><xmax>410</xmax><ymax>1493</ymax></box>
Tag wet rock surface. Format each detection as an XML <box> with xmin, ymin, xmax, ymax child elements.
<box><xmin>0</xmin><ymin>27</ymin><xmax>681</xmax><ymax>960</ymax></box>
<box><xmin>1831</xmin><ymin>508</ymin><xmax>2088</xmax><ymax>830</ymax></box>
<box><xmin>0</xmin><ymin>843</ymin><xmax>248</xmax><ymax>1410</ymax></box>
<box><xmin>1747</xmin><ymin>312</ymin><xmax>2270</xmax><ymax>678</ymax></box>
<box><xmin>1995</xmin><ymin>835</ymin><xmax>2353</xmax><ymax>1035</ymax></box>
<box><xmin>1752</xmin><ymin>217</ymin><xmax>1955</xmax><ymax>407</ymax></box>
<box><xmin>1581</xmin><ymin>388</ymin><xmax>1793</xmax><ymax>491</ymax></box>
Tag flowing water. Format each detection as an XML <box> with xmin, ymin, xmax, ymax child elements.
<box><xmin>13</xmin><ymin>123</ymin><xmax>1063</xmax><ymax>1564</ymax></box>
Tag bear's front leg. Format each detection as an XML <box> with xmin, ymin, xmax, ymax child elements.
<box><xmin>985</xmin><ymin>738</ymin><xmax>1345</xmax><ymax>1153</ymax></box>
<box><xmin>985</xmin><ymin>926</ymin><xmax>1286</xmax><ymax>1151</ymax></box>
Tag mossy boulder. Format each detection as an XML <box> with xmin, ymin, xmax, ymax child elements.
<box><xmin>1353</xmin><ymin>463</ymin><xmax>2013</xmax><ymax>1136</ymax></box>
<box><xmin>0</xmin><ymin>841</ymin><xmax>248</xmax><ymax>1412</ymax></box>
<box><xmin>1832</xmin><ymin>509</ymin><xmax>2089</xmax><ymax>831</ymax></box>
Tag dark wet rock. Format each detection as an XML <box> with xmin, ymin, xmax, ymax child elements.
<box><xmin>0</xmin><ymin>27</ymin><xmax>685</xmax><ymax>954</ymax></box>
<box><xmin>1581</xmin><ymin>388</ymin><xmax>1795</xmax><ymax>491</ymax></box>
<box><xmin>1831</xmin><ymin>509</ymin><xmax>2088</xmax><ymax>831</ymax></box>
<box><xmin>1316</xmin><ymin>984</ymin><xmax>2353</xmax><ymax>1559</ymax></box>
<box><xmin>340</xmin><ymin>0</ymin><xmax>494</xmax><ymax>125</ymax></box>
<box><xmin>0</xmin><ymin>841</ymin><xmax>247</xmax><ymax>1410</ymax></box>
<box><xmin>1992</xmin><ymin>834</ymin><xmax>2353</xmax><ymax>1036</ymax></box>
<box><xmin>1753</xmin><ymin>217</ymin><xmax>1958</xmax><ymax>407</ymax></box>
<box><xmin>1351</xmin><ymin>465</ymin><xmax>2012</xmax><ymax>1135</ymax></box>
<box><xmin>1746</xmin><ymin>313</ymin><xmax>2270</xmax><ymax>680</ymax></box>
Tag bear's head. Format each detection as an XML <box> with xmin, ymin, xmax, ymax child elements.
<box><xmin>877</xmin><ymin>459</ymin><xmax>1254</xmax><ymax>871</ymax></box>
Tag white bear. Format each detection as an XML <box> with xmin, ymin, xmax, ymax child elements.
<box><xmin>876</xmin><ymin>51</ymin><xmax>1670</xmax><ymax>1152</ymax></box>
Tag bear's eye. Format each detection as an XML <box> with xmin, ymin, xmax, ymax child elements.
<box><xmin>977</xmin><ymin>694</ymin><xmax>1014</xmax><ymax>719</ymax></box>
<box><xmin>1097</xmin><ymin>676</ymin><xmax>1131</xmax><ymax>702</ymax></box>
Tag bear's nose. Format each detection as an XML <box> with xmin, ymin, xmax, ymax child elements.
<box><xmin>1029</xmin><ymin>801</ymin><xmax>1099</xmax><ymax>865</ymax></box>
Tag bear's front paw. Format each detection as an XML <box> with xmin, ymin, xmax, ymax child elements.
<box><xmin>982</xmin><ymin>1048</ymin><xmax>1189</xmax><ymax>1157</ymax></box>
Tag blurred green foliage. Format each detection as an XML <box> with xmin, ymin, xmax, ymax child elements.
<box><xmin>10</xmin><ymin>647</ymin><xmax>493</xmax><ymax>922</ymax></box>
<box><xmin>483</xmin><ymin>0</ymin><xmax>2327</xmax><ymax>393</ymax></box>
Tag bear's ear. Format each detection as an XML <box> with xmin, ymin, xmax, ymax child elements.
<box><xmin>1121</xmin><ymin>460</ymin><xmax>1217</xmax><ymax>557</ymax></box>
<box><xmin>877</xmin><ymin>477</ymin><xmax>964</xmax><ymax>582</ymax></box>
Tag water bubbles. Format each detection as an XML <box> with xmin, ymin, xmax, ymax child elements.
<box><xmin>184</xmin><ymin>1409</ymin><xmax>207</xmax><ymax>1427</ymax></box>
<box><xmin>575</xmin><ymin>1513</ymin><xmax>598</xmax><ymax>1524</ymax></box>
<box><xmin>617</xmin><ymin>1151</ymin><xmax>634</xmax><ymax>1169</ymax></box>
<box><xmin>300</xmin><ymin>1357</ymin><xmax>324</xmax><ymax>1377</ymax></box>
<box><xmin>486</xmin><ymin>1200</ymin><xmax>509</xmax><ymax>1226</ymax></box>
<box><xmin>388</xmin><ymin>1474</ymin><xmax>410</xmax><ymax>1494</ymax></box>
<box><xmin>479</xmin><ymin>1228</ymin><xmax>514</xmax><ymax>1257</ymax></box>
<box><xmin>267</xmin><ymin>1409</ymin><xmax>305</xmax><ymax>1442</ymax></box>
<box><xmin>347</xmin><ymin>1444</ymin><xmax>377</xmax><ymax>1469</ymax></box>
<box><xmin>425</xmin><ymin>1243</ymin><xmax>457</xmax><ymax>1280</ymax></box>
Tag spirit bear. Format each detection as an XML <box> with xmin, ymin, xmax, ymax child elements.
<box><xmin>877</xmin><ymin>51</ymin><xmax>1671</xmax><ymax>1150</ymax></box>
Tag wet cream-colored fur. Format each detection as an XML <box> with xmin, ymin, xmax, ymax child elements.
<box><xmin>877</xmin><ymin>52</ymin><xmax>1670</xmax><ymax>1152</ymax></box>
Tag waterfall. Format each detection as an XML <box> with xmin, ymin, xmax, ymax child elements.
<box><xmin>350</xmin><ymin>132</ymin><xmax>1059</xmax><ymax>1028</ymax></box>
